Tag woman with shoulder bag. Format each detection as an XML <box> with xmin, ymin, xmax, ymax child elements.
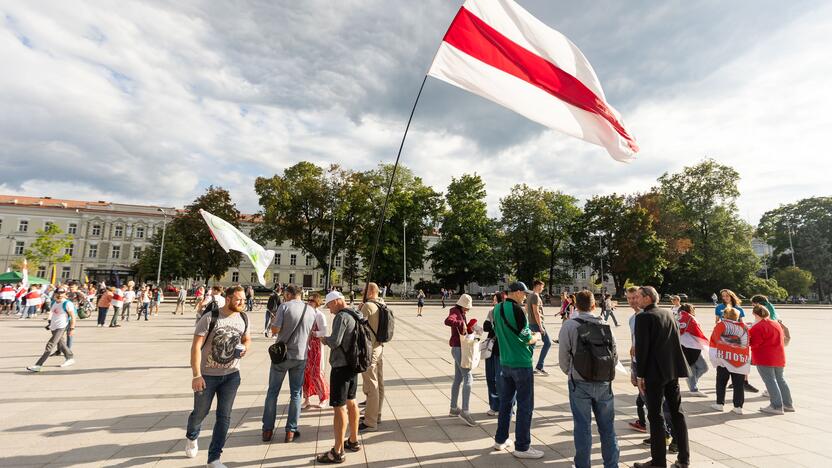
<box><xmin>444</xmin><ymin>293</ymin><xmax>477</xmax><ymax>427</ymax></box>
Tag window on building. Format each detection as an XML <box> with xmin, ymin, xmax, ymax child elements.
<box><xmin>111</xmin><ymin>245</ymin><xmax>121</xmax><ymax>259</ymax></box>
<box><xmin>88</xmin><ymin>244</ymin><xmax>98</xmax><ymax>258</ymax></box>
<box><xmin>60</xmin><ymin>266</ymin><xmax>71</xmax><ymax>280</ymax></box>
<box><xmin>36</xmin><ymin>266</ymin><xmax>46</xmax><ymax>278</ymax></box>
<box><xmin>581</xmin><ymin>270</ymin><xmax>586</xmax><ymax>279</ymax></box>
<box><xmin>133</xmin><ymin>247</ymin><xmax>142</xmax><ymax>260</ymax></box>
<box><xmin>335</xmin><ymin>256</ymin><xmax>342</xmax><ymax>267</ymax></box>
<box><xmin>274</xmin><ymin>253</ymin><xmax>281</xmax><ymax>265</ymax></box>
<box><xmin>65</xmin><ymin>243</ymin><xmax>73</xmax><ymax>257</ymax></box>
<box><xmin>250</xmin><ymin>272</ymin><xmax>257</xmax><ymax>283</ymax></box>
<box><xmin>67</xmin><ymin>223</ymin><xmax>77</xmax><ymax>235</ymax></box>
<box><xmin>232</xmin><ymin>271</ymin><xmax>240</xmax><ymax>283</ymax></box>
<box><xmin>273</xmin><ymin>272</ymin><xmax>280</xmax><ymax>283</ymax></box>
<box><xmin>289</xmin><ymin>273</ymin><xmax>296</xmax><ymax>284</ymax></box>
<box><xmin>91</xmin><ymin>224</ymin><xmax>101</xmax><ymax>236</ymax></box>
<box><xmin>305</xmin><ymin>255</ymin><xmax>312</xmax><ymax>266</ymax></box>
<box><xmin>290</xmin><ymin>254</ymin><xmax>297</xmax><ymax>266</ymax></box>
<box><xmin>45</xmin><ymin>221</ymin><xmax>54</xmax><ymax>230</ymax></box>
<box><xmin>114</xmin><ymin>225</ymin><xmax>123</xmax><ymax>238</ymax></box>
<box><xmin>18</xmin><ymin>220</ymin><xmax>28</xmax><ymax>232</ymax></box>
<box><xmin>136</xmin><ymin>226</ymin><xmax>145</xmax><ymax>238</ymax></box>
<box><xmin>14</xmin><ymin>241</ymin><xmax>24</xmax><ymax>255</ymax></box>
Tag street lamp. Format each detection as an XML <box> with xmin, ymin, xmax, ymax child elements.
<box><xmin>156</xmin><ymin>208</ymin><xmax>168</xmax><ymax>287</ymax></box>
<box><xmin>597</xmin><ymin>234</ymin><xmax>605</xmax><ymax>295</ymax></box>
<box><xmin>786</xmin><ymin>221</ymin><xmax>796</xmax><ymax>267</ymax></box>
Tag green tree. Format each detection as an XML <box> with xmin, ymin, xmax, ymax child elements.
<box><xmin>24</xmin><ymin>224</ymin><xmax>72</xmax><ymax>281</ymax></box>
<box><xmin>430</xmin><ymin>174</ymin><xmax>505</xmax><ymax>292</ymax></box>
<box><xmin>133</xmin><ymin>228</ymin><xmax>188</xmax><ymax>282</ymax></box>
<box><xmin>542</xmin><ymin>191</ymin><xmax>581</xmax><ymax>293</ymax></box>
<box><xmin>757</xmin><ymin>197</ymin><xmax>832</xmax><ymax>300</ymax></box>
<box><xmin>774</xmin><ymin>266</ymin><xmax>815</xmax><ymax>298</ymax></box>
<box><xmin>739</xmin><ymin>276</ymin><xmax>787</xmax><ymax>301</ymax></box>
<box><xmin>360</xmin><ymin>165</ymin><xmax>443</xmax><ymax>290</ymax></box>
<box><xmin>499</xmin><ymin>185</ymin><xmax>550</xmax><ymax>284</ymax></box>
<box><xmin>571</xmin><ymin>195</ymin><xmax>666</xmax><ymax>295</ymax></box>
<box><xmin>657</xmin><ymin>159</ymin><xmax>760</xmax><ymax>296</ymax></box>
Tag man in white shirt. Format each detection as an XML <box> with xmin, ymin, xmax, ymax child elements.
<box><xmin>175</xmin><ymin>286</ymin><xmax>188</xmax><ymax>315</ymax></box>
<box><xmin>27</xmin><ymin>288</ymin><xmax>76</xmax><ymax>372</ymax></box>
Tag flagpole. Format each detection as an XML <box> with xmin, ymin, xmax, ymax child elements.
<box><xmin>363</xmin><ymin>74</ymin><xmax>428</xmax><ymax>302</ymax></box>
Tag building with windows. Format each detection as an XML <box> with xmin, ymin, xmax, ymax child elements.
<box><xmin>0</xmin><ymin>195</ymin><xmax>171</xmax><ymax>284</ymax></box>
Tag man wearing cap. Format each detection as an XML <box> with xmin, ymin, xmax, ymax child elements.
<box><xmin>317</xmin><ymin>290</ymin><xmax>361</xmax><ymax>464</ymax></box>
<box><xmin>358</xmin><ymin>282</ymin><xmax>385</xmax><ymax>433</ymax></box>
<box><xmin>492</xmin><ymin>281</ymin><xmax>544</xmax><ymax>459</ymax></box>
<box><xmin>26</xmin><ymin>288</ymin><xmax>76</xmax><ymax>372</ymax></box>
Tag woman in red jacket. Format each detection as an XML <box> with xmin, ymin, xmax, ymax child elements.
<box><xmin>749</xmin><ymin>305</ymin><xmax>794</xmax><ymax>414</ymax></box>
<box><xmin>444</xmin><ymin>293</ymin><xmax>477</xmax><ymax>427</ymax></box>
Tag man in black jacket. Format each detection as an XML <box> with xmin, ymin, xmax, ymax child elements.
<box><xmin>633</xmin><ymin>286</ymin><xmax>690</xmax><ymax>468</ymax></box>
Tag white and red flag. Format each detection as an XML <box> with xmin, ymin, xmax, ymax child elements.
<box><xmin>428</xmin><ymin>0</ymin><xmax>638</xmax><ymax>162</ymax></box>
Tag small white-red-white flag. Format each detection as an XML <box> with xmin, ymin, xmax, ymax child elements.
<box><xmin>428</xmin><ymin>0</ymin><xmax>638</xmax><ymax>162</ymax></box>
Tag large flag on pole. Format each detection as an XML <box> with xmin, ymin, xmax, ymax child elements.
<box><xmin>199</xmin><ymin>210</ymin><xmax>275</xmax><ymax>286</ymax></box>
<box><xmin>428</xmin><ymin>0</ymin><xmax>638</xmax><ymax>162</ymax></box>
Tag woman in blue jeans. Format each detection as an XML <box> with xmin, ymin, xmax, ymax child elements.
<box><xmin>444</xmin><ymin>294</ymin><xmax>477</xmax><ymax>426</ymax></box>
<box><xmin>749</xmin><ymin>305</ymin><xmax>794</xmax><ymax>414</ymax></box>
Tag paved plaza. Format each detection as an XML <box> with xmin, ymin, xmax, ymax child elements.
<box><xmin>1</xmin><ymin>302</ymin><xmax>829</xmax><ymax>467</ymax></box>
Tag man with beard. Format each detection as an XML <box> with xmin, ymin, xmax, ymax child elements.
<box><xmin>184</xmin><ymin>286</ymin><xmax>250</xmax><ymax>468</ymax></box>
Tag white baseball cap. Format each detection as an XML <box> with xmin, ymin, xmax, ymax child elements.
<box><xmin>324</xmin><ymin>290</ymin><xmax>345</xmax><ymax>305</ymax></box>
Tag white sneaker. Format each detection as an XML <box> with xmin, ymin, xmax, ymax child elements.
<box><xmin>206</xmin><ymin>461</ymin><xmax>226</xmax><ymax>468</ymax></box>
<box><xmin>493</xmin><ymin>439</ymin><xmax>513</xmax><ymax>451</ymax></box>
<box><xmin>784</xmin><ymin>405</ymin><xmax>796</xmax><ymax>413</ymax></box>
<box><xmin>60</xmin><ymin>358</ymin><xmax>76</xmax><ymax>368</ymax></box>
<box><xmin>711</xmin><ymin>403</ymin><xmax>724</xmax><ymax>412</ymax></box>
<box><xmin>732</xmin><ymin>406</ymin><xmax>743</xmax><ymax>415</ymax></box>
<box><xmin>759</xmin><ymin>405</ymin><xmax>784</xmax><ymax>415</ymax></box>
<box><xmin>512</xmin><ymin>447</ymin><xmax>544</xmax><ymax>459</ymax></box>
<box><xmin>26</xmin><ymin>365</ymin><xmax>42</xmax><ymax>372</ymax></box>
<box><xmin>486</xmin><ymin>409</ymin><xmax>499</xmax><ymax>417</ymax></box>
<box><xmin>185</xmin><ymin>438</ymin><xmax>198</xmax><ymax>458</ymax></box>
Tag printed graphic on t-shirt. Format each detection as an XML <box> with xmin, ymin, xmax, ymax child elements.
<box><xmin>207</xmin><ymin>325</ymin><xmax>242</xmax><ymax>368</ymax></box>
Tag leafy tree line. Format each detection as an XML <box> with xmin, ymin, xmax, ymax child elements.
<box><xmin>131</xmin><ymin>160</ymin><xmax>827</xmax><ymax>300</ymax></box>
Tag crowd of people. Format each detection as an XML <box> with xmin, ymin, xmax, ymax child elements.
<box><xmin>8</xmin><ymin>275</ymin><xmax>794</xmax><ymax>468</ymax></box>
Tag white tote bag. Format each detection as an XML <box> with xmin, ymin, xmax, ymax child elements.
<box><xmin>460</xmin><ymin>333</ymin><xmax>482</xmax><ymax>369</ymax></box>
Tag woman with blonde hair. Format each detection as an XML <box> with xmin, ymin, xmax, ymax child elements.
<box><xmin>302</xmin><ymin>292</ymin><xmax>329</xmax><ymax>409</ymax></box>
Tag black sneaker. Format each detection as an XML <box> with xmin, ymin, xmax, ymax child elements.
<box><xmin>358</xmin><ymin>400</ymin><xmax>367</xmax><ymax>407</ymax></box>
<box><xmin>668</xmin><ymin>439</ymin><xmax>678</xmax><ymax>454</ymax></box>
<box><xmin>744</xmin><ymin>382</ymin><xmax>759</xmax><ymax>393</ymax></box>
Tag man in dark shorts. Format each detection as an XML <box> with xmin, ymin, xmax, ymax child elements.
<box><xmin>317</xmin><ymin>291</ymin><xmax>360</xmax><ymax>464</ymax></box>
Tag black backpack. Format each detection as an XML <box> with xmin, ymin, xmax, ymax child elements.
<box><xmin>343</xmin><ymin>309</ymin><xmax>374</xmax><ymax>373</ymax></box>
<box><xmin>201</xmin><ymin>306</ymin><xmax>249</xmax><ymax>350</ymax></box>
<box><xmin>571</xmin><ymin>318</ymin><xmax>617</xmax><ymax>382</ymax></box>
<box><xmin>369</xmin><ymin>301</ymin><xmax>395</xmax><ymax>343</ymax></box>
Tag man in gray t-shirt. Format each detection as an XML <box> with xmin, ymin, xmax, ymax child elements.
<box><xmin>262</xmin><ymin>284</ymin><xmax>314</xmax><ymax>442</ymax></box>
<box><xmin>195</xmin><ymin>312</ymin><xmax>248</xmax><ymax>376</ymax></box>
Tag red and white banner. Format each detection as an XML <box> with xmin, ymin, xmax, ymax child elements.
<box><xmin>428</xmin><ymin>0</ymin><xmax>638</xmax><ymax>162</ymax></box>
<box><xmin>678</xmin><ymin>311</ymin><xmax>709</xmax><ymax>352</ymax></box>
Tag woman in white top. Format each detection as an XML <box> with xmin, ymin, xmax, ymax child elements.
<box><xmin>302</xmin><ymin>292</ymin><xmax>330</xmax><ymax>409</ymax></box>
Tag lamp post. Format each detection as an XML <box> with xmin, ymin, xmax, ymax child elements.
<box><xmin>155</xmin><ymin>208</ymin><xmax>168</xmax><ymax>287</ymax></box>
<box><xmin>403</xmin><ymin>220</ymin><xmax>407</xmax><ymax>298</ymax></box>
<box><xmin>597</xmin><ymin>234</ymin><xmax>605</xmax><ymax>295</ymax></box>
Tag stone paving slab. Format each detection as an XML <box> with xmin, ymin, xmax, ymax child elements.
<box><xmin>1</xmin><ymin>303</ymin><xmax>829</xmax><ymax>467</ymax></box>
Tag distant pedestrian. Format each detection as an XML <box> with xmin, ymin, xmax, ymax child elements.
<box><xmin>26</xmin><ymin>288</ymin><xmax>75</xmax><ymax>372</ymax></box>
<box><xmin>440</xmin><ymin>288</ymin><xmax>446</xmax><ymax>308</ymax></box>
<box><xmin>96</xmin><ymin>287</ymin><xmax>113</xmax><ymax>327</ymax></box>
<box><xmin>245</xmin><ymin>285</ymin><xmax>254</xmax><ymax>312</ymax></box>
<box><xmin>603</xmin><ymin>294</ymin><xmax>620</xmax><ymax>326</ymax></box>
<box><xmin>122</xmin><ymin>281</ymin><xmax>136</xmax><ymax>321</ymax></box>
<box><xmin>184</xmin><ymin>286</ymin><xmax>250</xmax><ymax>467</ymax></box>
<box><xmin>265</xmin><ymin>286</ymin><xmax>283</xmax><ymax>337</ymax></box>
<box><xmin>527</xmin><ymin>280</ymin><xmax>550</xmax><ymax>375</ymax></box>
<box><xmin>558</xmin><ymin>290</ymin><xmax>619</xmax><ymax>468</ymax></box>
<box><xmin>138</xmin><ymin>286</ymin><xmax>151</xmax><ymax>320</ymax></box>
<box><xmin>750</xmin><ymin>294</ymin><xmax>778</xmax><ymax>321</ymax></box>
<box><xmin>416</xmin><ymin>289</ymin><xmax>425</xmax><ymax>316</ymax></box>
<box><xmin>492</xmin><ymin>282</ymin><xmax>543</xmax><ymax>459</ymax></box>
<box><xmin>109</xmin><ymin>285</ymin><xmax>125</xmax><ymax>327</ymax></box>
<box><xmin>633</xmin><ymin>286</ymin><xmax>690</xmax><ymax>468</ymax></box>
<box><xmin>670</xmin><ymin>295</ymin><xmax>681</xmax><ymax>319</ymax></box>
<box><xmin>749</xmin><ymin>305</ymin><xmax>793</xmax><ymax>414</ymax></box>
<box><xmin>175</xmin><ymin>286</ymin><xmax>187</xmax><ymax>315</ymax></box>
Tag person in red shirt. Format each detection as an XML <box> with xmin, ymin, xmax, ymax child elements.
<box><xmin>749</xmin><ymin>305</ymin><xmax>794</xmax><ymax>414</ymax></box>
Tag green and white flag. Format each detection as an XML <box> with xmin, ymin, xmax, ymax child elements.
<box><xmin>199</xmin><ymin>209</ymin><xmax>275</xmax><ymax>286</ymax></box>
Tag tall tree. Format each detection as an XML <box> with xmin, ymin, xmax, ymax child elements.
<box><xmin>571</xmin><ymin>194</ymin><xmax>667</xmax><ymax>295</ymax></box>
<box><xmin>774</xmin><ymin>266</ymin><xmax>815</xmax><ymax>298</ymax></box>
<box><xmin>657</xmin><ymin>159</ymin><xmax>760</xmax><ymax>296</ymax></box>
<box><xmin>499</xmin><ymin>185</ymin><xmax>550</xmax><ymax>284</ymax></box>
<box><xmin>757</xmin><ymin>197</ymin><xmax>832</xmax><ymax>300</ymax></box>
<box><xmin>542</xmin><ymin>190</ymin><xmax>581</xmax><ymax>293</ymax></box>
<box><xmin>430</xmin><ymin>174</ymin><xmax>504</xmax><ymax>292</ymax></box>
<box><xmin>133</xmin><ymin>228</ymin><xmax>188</xmax><ymax>282</ymax></box>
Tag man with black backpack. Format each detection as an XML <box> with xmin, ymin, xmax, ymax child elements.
<box><xmin>317</xmin><ymin>291</ymin><xmax>368</xmax><ymax>464</ymax></box>
<box><xmin>558</xmin><ymin>290</ymin><xmax>620</xmax><ymax>468</ymax></box>
<box><xmin>358</xmin><ymin>282</ymin><xmax>390</xmax><ymax>433</ymax></box>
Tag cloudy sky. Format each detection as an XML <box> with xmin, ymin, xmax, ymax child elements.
<box><xmin>1</xmin><ymin>0</ymin><xmax>830</xmax><ymax>223</ymax></box>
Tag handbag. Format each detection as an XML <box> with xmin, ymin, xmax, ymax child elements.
<box><xmin>479</xmin><ymin>336</ymin><xmax>495</xmax><ymax>360</ymax></box>
<box><xmin>268</xmin><ymin>304</ymin><xmax>308</xmax><ymax>364</ymax></box>
<box><xmin>460</xmin><ymin>333</ymin><xmax>482</xmax><ymax>369</ymax></box>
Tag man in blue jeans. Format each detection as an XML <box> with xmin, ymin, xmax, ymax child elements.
<box><xmin>492</xmin><ymin>281</ymin><xmax>543</xmax><ymax>459</ymax></box>
<box><xmin>261</xmin><ymin>284</ymin><xmax>315</xmax><ymax>443</ymax></box>
<box><xmin>558</xmin><ymin>290</ymin><xmax>620</xmax><ymax>468</ymax></box>
<box><xmin>526</xmin><ymin>280</ymin><xmax>551</xmax><ymax>375</ymax></box>
<box><xmin>185</xmin><ymin>286</ymin><xmax>251</xmax><ymax>468</ymax></box>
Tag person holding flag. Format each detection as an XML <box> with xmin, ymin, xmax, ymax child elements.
<box><xmin>677</xmin><ymin>304</ymin><xmax>709</xmax><ymax>397</ymax></box>
<box><xmin>709</xmin><ymin>307</ymin><xmax>750</xmax><ymax>415</ymax></box>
